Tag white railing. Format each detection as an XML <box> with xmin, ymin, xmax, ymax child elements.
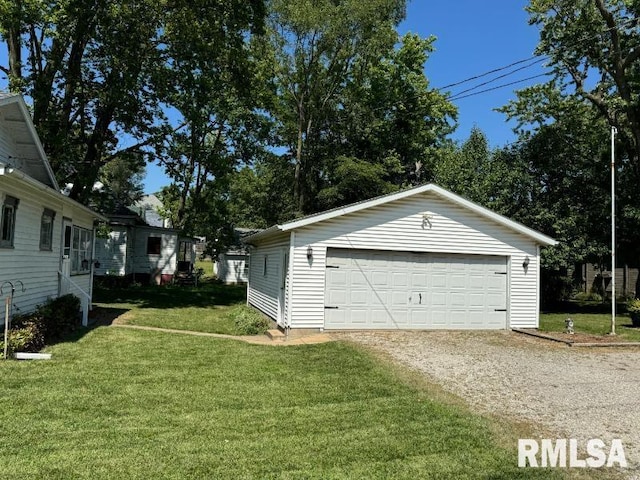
<box><xmin>57</xmin><ymin>271</ymin><xmax>91</xmax><ymax>326</ymax></box>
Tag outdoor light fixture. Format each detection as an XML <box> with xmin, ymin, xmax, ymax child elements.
<box><xmin>522</xmin><ymin>256</ymin><xmax>530</xmax><ymax>269</ymax></box>
<box><xmin>306</xmin><ymin>246</ymin><xmax>313</xmax><ymax>260</ymax></box>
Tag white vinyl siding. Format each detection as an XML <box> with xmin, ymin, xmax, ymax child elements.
<box><xmin>289</xmin><ymin>192</ymin><xmax>539</xmax><ymax>329</ymax></box>
<box><xmin>247</xmin><ymin>235</ymin><xmax>289</xmax><ymax>323</ymax></box>
<box><xmin>0</xmin><ymin>175</ymin><xmax>95</xmax><ymax>316</ymax></box>
<box><xmin>94</xmin><ymin>227</ymin><xmax>128</xmax><ymax>276</ymax></box>
<box><xmin>215</xmin><ymin>253</ymin><xmax>249</xmax><ymax>284</ymax></box>
<box><xmin>132</xmin><ymin>228</ymin><xmax>178</xmax><ymax>275</ymax></box>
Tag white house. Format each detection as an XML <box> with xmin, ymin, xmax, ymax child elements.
<box><xmin>94</xmin><ymin>208</ymin><xmax>196</xmax><ymax>285</ymax></box>
<box><xmin>0</xmin><ymin>93</ymin><xmax>106</xmax><ymax>324</ymax></box>
<box><xmin>244</xmin><ymin>184</ymin><xmax>557</xmax><ymax>331</ymax></box>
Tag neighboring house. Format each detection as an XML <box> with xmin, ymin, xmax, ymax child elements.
<box><xmin>132</xmin><ymin>194</ymin><xmax>172</xmax><ymax>228</ymax></box>
<box><xmin>0</xmin><ymin>93</ymin><xmax>106</xmax><ymax>325</ymax></box>
<box><xmin>243</xmin><ymin>183</ymin><xmax>557</xmax><ymax>331</ymax></box>
<box><xmin>577</xmin><ymin>263</ymin><xmax>639</xmax><ymax>298</ymax></box>
<box><xmin>214</xmin><ymin>228</ymin><xmax>260</xmax><ymax>284</ymax></box>
<box><xmin>94</xmin><ymin>207</ymin><xmax>195</xmax><ymax>285</ymax></box>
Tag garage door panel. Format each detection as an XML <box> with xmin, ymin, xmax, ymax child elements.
<box><xmin>391</xmin><ymin>291</ymin><xmax>408</xmax><ymax>306</ymax></box>
<box><xmin>328</xmin><ymin>290</ymin><xmax>347</xmax><ymax>306</ymax></box>
<box><xmin>324</xmin><ymin>249</ymin><xmax>507</xmax><ymax>330</ymax></box>
<box><xmin>350</xmin><ymin>289</ymin><xmax>368</xmax><ymax>305</ymax></box>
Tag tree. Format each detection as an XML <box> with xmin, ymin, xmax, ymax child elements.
<box><xmin>264</xmin><ymin>0</ymin><xmax>406</xmax><ymax>212</ymax></box>
<box><xmin>0</xmin><ymin>0</ymin><xmax>266</xmax><ymax>204</ymax></box>
<box><xmin>91</xmin><ymin>153</ymin><xmax>145</xmax><ymax>214</ymax></box>
<box><xmin>150</xmin><ymin>0</ymin><xmax>269</xmax><ymax>235</ymax></box>
<box><xmin>501</xmin><ymin>0</ymin><xmax>640</xmax><ymax>294</ymax></box>
<box><xmin>334</xmin><ymin>33</ymin><xmax>457</xmax><ymax>188</ymax></box>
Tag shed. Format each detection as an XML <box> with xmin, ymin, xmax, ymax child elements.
<box><xmin>243</xmin><ymin>184</ymin><xmax>557</xmax><ymax>331</ymax></box>
<box><xmin>214</xmin><ymin>228</ymin><xmax>260</xmax><ymax>284</ymax></box>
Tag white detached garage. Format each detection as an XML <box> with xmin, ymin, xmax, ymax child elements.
<box><xmin>244</xmin><ymin>184</ymin><xmax>557</xmax><ymax>331</ymax></box>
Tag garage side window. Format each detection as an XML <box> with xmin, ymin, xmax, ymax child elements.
<box><xmin>147</xmin><ymin>236</ymin><xmax>161</xmax><ymax>255</ymax></box>
<box><xmin>39</xmin><ymin>208</ymin><xmax>56</xmax><ymax>251</ymax></box>
<box><xmin>263</xmin><ymin>255</ymin><xmax>268</xmax><ymax>276</ymax></box>
<box><xmin>0</xmin><ymin>195</ymin><xmax>19</xmax><ymax>248</ymax></box>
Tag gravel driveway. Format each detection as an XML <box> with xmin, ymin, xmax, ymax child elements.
<box><xmin>338</xmin><ymin>330</ymin><xmax>640</xmax><ymax>472</ymax></box>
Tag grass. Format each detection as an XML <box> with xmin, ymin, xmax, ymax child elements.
<box><xmin>539</xmin><ymin>312</ymin><xmax>640</xmax><ymax>341</ymax></box>
<box><xmin>0</xmin><ymin>326</ymin><xmax>563</xmax><ymax>479</ymax></box>
<box><xmin>195</xmin><ymin>258</ymin><xmax>216</xmax><ymax>278</ymax></box>
<box><xmin>93</xmin><ymin>281</ymin><xmax>250</xmax><ymax>335</ymax></box>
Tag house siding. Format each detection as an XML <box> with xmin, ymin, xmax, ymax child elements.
<box><xmin>215</xmin><ymin>253</ymin><xmax>248</xmax><ymax>284</ymax></box>
<box><xmin>131</xmin><ymin>228</ymin><xmax>178</xmax><ymax>278</ymax></box>
<box><xmin>247</xmin><ymin>234</ymin><xmax>289</xmax><ymax>323</ymax></box>
<box><xmin>288</xmin><ymin>192</ymin><xmax>539</xmax><ymax>329</ymax></box>
<box><xmin>0</xmin><ymin>175</ymin><xmax>96</xmax><ymax>316</ymax></box>
<box><xmin>95</xmin><ymin>227</ymin><xmax>128</xmax><ymax>276</ymax></box>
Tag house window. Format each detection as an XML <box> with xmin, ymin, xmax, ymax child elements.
<box><xmin>39</xmin><ymin>208</ymin><xmax>56</xmax><ymax>251</ymax></box>
<box><xmin>147</xmin><ymin>236</ymin><xmax>161</xmax><ymax>255</ymax></box>
<box><xmin>0</xmin><ymin>195</ymin><xmax>19</xmax><ymax>248</ymax></box>
<box><xmin>71</xmin><ymin>226</ymin><xmax>92</xmax><ymax>274</ymax></box>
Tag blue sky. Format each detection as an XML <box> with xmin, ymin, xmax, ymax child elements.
<box><xmin>0</xmin><ymin>1</ymin><xmax>544</xmax><ymax>194</ymax></box>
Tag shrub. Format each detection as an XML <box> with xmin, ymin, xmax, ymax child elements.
<box><xmin>228</xmin><ymin>305</ymin><xmax>271</xmax><ymax>335</ymax></box>
<box><xmin>627</xmin><ymin>298</ymin><xmax>640</xmax><ymax>313</ymax></box>
<box><xmin>573</xmin><ymin>291</ymin><xmax>603</xmax><ymax>303</ymax></box>
<box><xmin>35</xmin><ymin>294</ymin><xmax>81</xmax><ymax>341</ymax></box>
<box><xmin>0</xmin><ymin>321</ymin><xmax>45</xmax><ymax>355</ymax></box>
<box><xmin>0</xmin><ymin>294</ymin><xmax>81</xmax><ymax>355</ymax></box>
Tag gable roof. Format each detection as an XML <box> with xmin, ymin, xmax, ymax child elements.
<box><xmin>244</xmin><ymin>183</ymin><xmax>558</xmax><ymax>246</ymax></box>
<box><xmin>0</xmin><ymin>93</ymin><xmax>59</xmax><ymax>189</ymax></box>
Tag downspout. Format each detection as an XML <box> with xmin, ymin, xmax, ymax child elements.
<box><xmin>286</xmin><ymin>231</ymin><xmax>295</xmax><ymax>334</ymax></box>
<box><xmin>536</xmin><ymin>245</ymin><xmax>541</xmax><ymax>329</ymax></box>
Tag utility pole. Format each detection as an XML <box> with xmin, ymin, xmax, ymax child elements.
<box><xmin>611</xmin><ymin>125</ymin><xmax>617</xmax><ymax>335</ymax></box>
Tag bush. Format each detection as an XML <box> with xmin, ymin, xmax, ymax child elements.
<box><xmin>0</xmin><ymin>294</ymin><xmax>81</xmax><ymax>356</ymax></box>
<box><xmin>573</xmin><ymin>291</ymin><xmax>603</xmax><ymax>303</ymax></box>
<box><xmin>35</xmin><ymin>294</ymin><xmax>81</xmax><ymax>342</ymax></box>
<box><xmin>0</xmin><ymin>322</ymin><xmax>45</xmax><ymax>355</ymax></box>
<box><xmin>227</xmin><ymin>305</ymin><xmax>271</xmax><ymax>335</ymax></box>
<box><xmin>627</xmin><ymin>298</ymin><xmax>640</xmax><ymax>314</ymax></box>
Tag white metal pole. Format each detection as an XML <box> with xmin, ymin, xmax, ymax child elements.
<box><xmin>611</xmin><ymin>126</ymin><xmax>617</xmax><ymax>335</ymax></box>
<box><xmin>3</xmin><ymin>297</ymin><xmax>9</xmax><ymax>359</ymax></box>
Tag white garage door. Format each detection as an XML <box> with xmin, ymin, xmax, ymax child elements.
<box><xmin>324</xmin><ymin>248</ymin><xmax>507</xmax><ymax>329</ymax></box>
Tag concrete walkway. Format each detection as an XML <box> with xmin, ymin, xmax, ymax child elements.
<box><xmin>113</xmin><ymin>324</ymin><xmax>335</xmax><ymax>346</ymax></box>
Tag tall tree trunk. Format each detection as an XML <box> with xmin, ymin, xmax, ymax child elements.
<box><xmin>294</xmin><ymin>104</ymin><xmax>305</xmax><ymax>213</ymax></box>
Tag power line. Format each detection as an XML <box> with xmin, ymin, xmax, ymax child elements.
<box><xmin>449</xmin><ymin>73</ymin><xmax>550</xmax><ymax>101</ymax></box>
<box><xmin>438</xmin><ymin>15</ymin><xmax>639</xmax><ymax>94</ymax></box>
<box><xmin>447</xmin><ymin>58</ymin><xmax>546</xmax><ymax>99</ymax></box>
<box><xmin>440</xmin><ymin>56</ymin><xmax>543</xmax><ymax>90</ymax></box>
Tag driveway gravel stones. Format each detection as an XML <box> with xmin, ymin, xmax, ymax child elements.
<box><xmin>337</xmin><ymin>330</ymin><xmax>640</xmax><ymax>473</ymax></box>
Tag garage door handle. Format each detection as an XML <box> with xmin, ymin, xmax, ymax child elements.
<box><xmin>324</xmin><ymin>306</ymin><xmax>339</xmax><ymax>309</ymax></box>
<box><xmin>494</xmin><ymin>309</ymin><xmax>507</xmax><ymax>312</ymax></box>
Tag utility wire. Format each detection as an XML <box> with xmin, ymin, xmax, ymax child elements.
<box><xmin>440</xmin><ymin>56</ymin><xmax>544</xmax><ymax>90</ymax></box>
<box><xmin>440</xmin><ymin>15</ymin><xmax>639</xmax><ymax>96</ymax></box>
<box><xmin>447</xmin><ymin>58</ymin><xmax>545</xmax><ymax>99</ymax></box>
<box><xmin>449</xmin><ymin>73</ymin><xmax>550</xmax><ymax>101</ymax></box>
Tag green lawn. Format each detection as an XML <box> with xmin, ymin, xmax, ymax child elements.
<box><xmin>0</xmin><ymin>326</ymin><xmax>561</xmax><ymax>479</ymax></box>
<box><xmin>93</xmin><ymin>282</ymin><xmax>248</xmax><ymax>335</ymax></box>
<box><xmin>540</xmin><ymin>312</ymin><xmax>640</xmax><ymax>341</ymax></box>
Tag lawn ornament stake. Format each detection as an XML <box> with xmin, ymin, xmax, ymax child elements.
<box><xmin>2</xmin><ymin>281</ymin><xmax>26</xmax><ymax>359</ymax></box>
<box><xmin>565</xmin><ymin>317</ymin><xmax>575</xmax><ymax>335</ymax></box>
